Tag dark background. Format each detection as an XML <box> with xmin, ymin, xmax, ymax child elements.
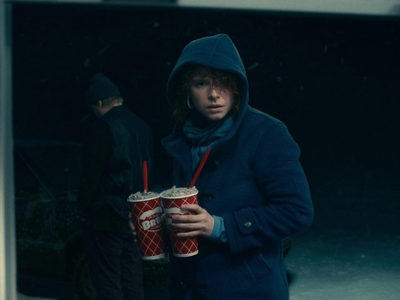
<box><xmin>11</xmin><ymin>3</ymin><xmax>400</xmax><ymax>299</ymax></box>
<box><xmin>12</xmin><ymin>3</ymin><xmax>400</xmax><ymax>187</ymax></box>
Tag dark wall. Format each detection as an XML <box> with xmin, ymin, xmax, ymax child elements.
<box><xmin>12</xmin><ymin>3</ymin><xmax>400</xmax><ymax>185</ymax></box>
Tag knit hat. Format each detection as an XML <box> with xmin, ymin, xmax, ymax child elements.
<box><xmin>85</xmin><ymin>73</ymin><xmax>120</xmax><ymax>105</ymax></box>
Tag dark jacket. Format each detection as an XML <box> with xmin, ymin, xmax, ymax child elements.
<box><xmin>78</xmin><ymin>105</ymin><xmax>153</xmax><ymax>232</ymax></box>
<box><xmin>162</xmin><ymin>34</ymin><xmax>313</xmax><ymax>299</ymax></box>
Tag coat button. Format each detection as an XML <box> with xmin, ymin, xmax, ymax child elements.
<box><xmin>244</xmin><ymin>221</ymin><xmax>252</xmax><ymax>228</ymax></box>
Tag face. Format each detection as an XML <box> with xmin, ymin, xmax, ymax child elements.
<box><xmin>189</xmin><ymin>75</ymin><xmax>234</xmax><ymax>121</ymax></box>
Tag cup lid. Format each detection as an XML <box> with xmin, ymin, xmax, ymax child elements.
<box><xmin>160</xmin><ymin>187</ymin><xmax>198</xmax><ymax>199</ymax></box>
<box><xmin>127</xmin><ymin>191</ymin><xmax>160</xmax><ymax>202</ymax></box>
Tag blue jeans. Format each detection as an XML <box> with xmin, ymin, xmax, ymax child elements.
<box><xmin>83</xmin><ymin>227</ymin><xmax>145</xmax><ymax>300</ymax></box>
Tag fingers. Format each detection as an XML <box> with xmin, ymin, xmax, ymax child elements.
<box><xmin>170</xmin><ymin>212</ymin><xmax>205</xmax><ymax>228</ymax></box>
<box><xmin>169</xmin><ymin>206</ymin><xmax>215</xmax><ymax>238</ymax></box>
<box><xmin>180</xmin><ymin>204</ymin><xmax>202</xmax><ymax>214</ymax></box>
<box><xmin>129</xmin><ymin>220</ymin><xmax>135</xmax><ymax>230</ymax></box>
<box><xmin>171</xmin><ymin>213</ymin><xmax>201</xmax><ymax>223</ymax></box>
<box><xmin>128</xmin><ymin>214</ymin><xmax>137</xmax><ymax>238</ymax></box>
<box><xmin>127</xmin><ymin>204</ymin><xmax>214</xmax><ymax>239</ymax></box>
<box><xmin>129</xmin><ymin>217</ymin><xmax>135</xmax><ymax>230</ymax></box>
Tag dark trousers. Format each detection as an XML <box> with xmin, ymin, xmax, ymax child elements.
<box><xmin>83</xmin><ymin>227</ymin><xmax>145</xmax><ymax>300</ymax></box>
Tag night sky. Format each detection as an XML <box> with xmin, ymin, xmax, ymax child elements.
<box><xmin>12</xmin><ymin>3</ymin><xmax>400</xmax><ymax>185</ymax></box>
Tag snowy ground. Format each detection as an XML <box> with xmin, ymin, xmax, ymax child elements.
<box><xmin>286</xmin><ymin>229</ymin><xmax>400</xmax><ymax>300</ymax></box>
<box><xmin>18</xmin><ymin>230</ymin><xmax>400</xmax><ymax>300</ymax></box>
<box><xmin>286</xmin><ymin>162</ymin><xmax>400</xmax><ymax>300</ymax></box>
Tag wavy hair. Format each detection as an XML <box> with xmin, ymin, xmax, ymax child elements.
<box><xmin>173</xmin><ymin>65</ymin><xmax>242</xmax><ymax>125</ymax></box>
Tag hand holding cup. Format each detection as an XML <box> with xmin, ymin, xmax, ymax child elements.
<box><xmin>169</xmin><ymin>204</ymin><xmax>215</xmax><ymax>238</ymax></box>
<box><xmin>161</xmin><ymin>186</ymin><xmax>200</xmax><ymax>257</ymax></box>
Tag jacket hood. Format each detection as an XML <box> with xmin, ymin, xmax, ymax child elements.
<box><xmin>166</xmin><ymin>34</ymin><xmax>249</xmax><ymax>119</ymax></box>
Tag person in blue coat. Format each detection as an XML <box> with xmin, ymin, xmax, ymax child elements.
<box><xmin>161</xmin><ymin>33</ymin><xmax>314</xmax><ymax>300</ymax></box>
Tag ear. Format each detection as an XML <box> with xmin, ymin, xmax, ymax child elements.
<box><xmin>187</xmin><ymin>96</ymin><xmax>193</xmax><ymax>110</ymax></box>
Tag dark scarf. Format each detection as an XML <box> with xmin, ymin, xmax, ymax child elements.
<box><xmin>183</xmin><ymin>111</ymin><xmax>234</xmax><ymax>170</ymax></box>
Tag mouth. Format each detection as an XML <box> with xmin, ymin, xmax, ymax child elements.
<box><xmin>206</xmin><ymin>105</ymin><xmax>224</xmax><ymax>113</ymax></box>
<box><xmin>207</xmin><ymin>104</ymin><xmax>223</xmax><ymax>109</ymax></box>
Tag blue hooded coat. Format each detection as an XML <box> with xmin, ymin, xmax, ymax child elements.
<box><xmin>162</xmin><ymin>34</ymin><xmax>314</xmax><ymax>300</ymax></box>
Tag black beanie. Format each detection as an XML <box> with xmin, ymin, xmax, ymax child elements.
<box><xmin>85</xmin><ymin>73</ymin><xmax>120</xmax><ymax>105</ymax></box>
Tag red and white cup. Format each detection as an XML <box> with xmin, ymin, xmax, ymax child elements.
<box><xmin>160</xmin><ymin>187</ymin><xmax>199</xmax><ymax>258</ymax></box>
<box><xmin>128</xmin><ymin>192</ymin><xmax>165</xmax><ymax>260</ymax></box>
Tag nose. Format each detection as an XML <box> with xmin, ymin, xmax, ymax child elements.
<box><xmin>208</xmin><ymin>85</ymin><xmax>220</xmax><ymax>100</ymax></box>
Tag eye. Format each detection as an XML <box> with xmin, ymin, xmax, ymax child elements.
<box><xmin>195</xmin><ymin>81</ymin><xmax>206</xmax><ymax>87</ymax></box>
<box><xmin>191</xmin><ymin>80</ymin><xmax>205</xmax><ymax>88</ymax></box>
<box><xmin>191</xmin><ymin>77</ymin><xmax>212</xmax><ymax>89</ymax></box>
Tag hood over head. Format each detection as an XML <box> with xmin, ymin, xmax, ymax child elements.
<box><xmin>166</xmin><ymin>34</ymin><xmax>249</xmax><ymax>118</ymax></box>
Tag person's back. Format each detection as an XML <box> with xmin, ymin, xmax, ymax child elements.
<box><xmin>78</xmin><ymin>73</ymin><xmax>150</xmax><ymax>300</ymax></box>
<box><xmin>98</xmin><ymin>105</ymin><xmax>153</xmax><ymax>220</ymax></box>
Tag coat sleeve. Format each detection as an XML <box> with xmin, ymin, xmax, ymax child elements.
<box><xmin>223</xmin><ymin>122</ymin><xmax>314</xmax><ymax>254</ymax></box>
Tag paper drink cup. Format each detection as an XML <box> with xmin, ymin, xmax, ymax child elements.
<box><xmin>160</xmin><ymin>186</ymin><xmax>199</xmax><ymax>258</ymax></box>
<box><xmin>128</xmin><ymin>192</ymin><xmax>165</xmax><ymax>260</ymax></box>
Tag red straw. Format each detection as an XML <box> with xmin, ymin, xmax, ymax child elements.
<box><xmin>189</xmin><ymin>147</ymin><xmax>211</xmax><ymax>188</ymax></box>
<box><xmin>143</xmin><ymin>160</ymin><xmax>148</xmax><ymax>192</ymax></box>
